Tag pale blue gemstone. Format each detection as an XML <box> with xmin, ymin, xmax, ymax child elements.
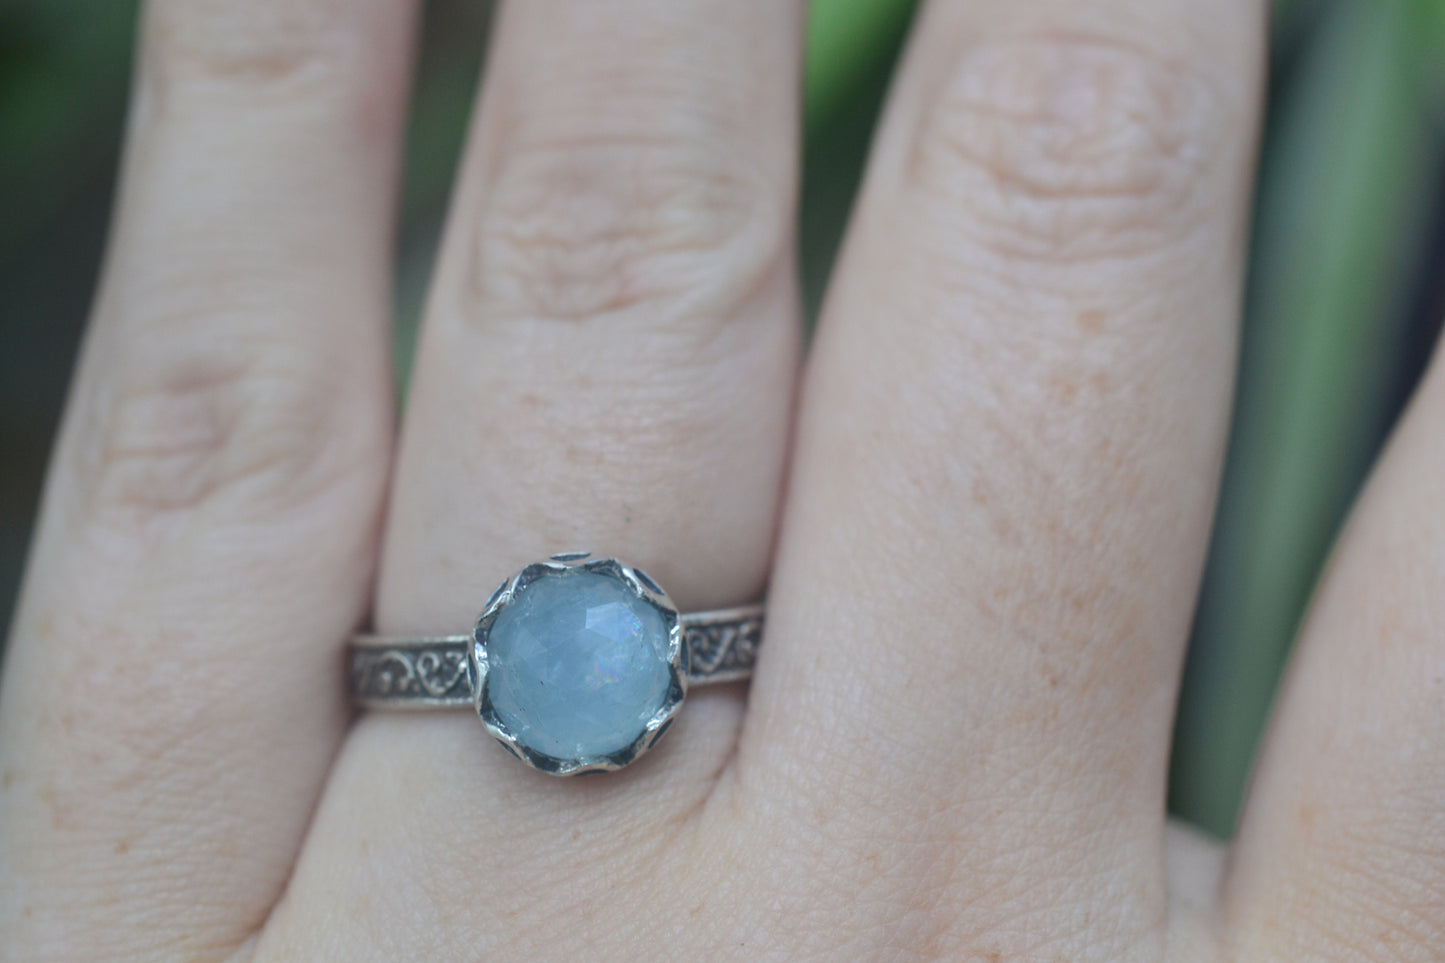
<box><xmin>485</xmin><ymin>570</ymin><xmax>673</xmax><ymax>761</ymax></box>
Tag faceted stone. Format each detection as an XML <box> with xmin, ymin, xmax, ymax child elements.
<box><xmin>484</xmin><ymin>569</ymin><xmax>674</xmax><ymax>761</ymax></box>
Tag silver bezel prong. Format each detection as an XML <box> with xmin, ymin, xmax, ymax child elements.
<box><xmin>548</xmin><ymin>551</ymin><xmax>592</xmax><ymax>563</ymax></box>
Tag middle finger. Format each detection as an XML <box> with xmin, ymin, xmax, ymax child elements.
<box><xmin>743</xmin><ymin>0</ymin><xmax>1264</xmax><ymax>956</ymax></box>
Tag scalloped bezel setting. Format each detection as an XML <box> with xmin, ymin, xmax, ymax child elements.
<box><xmin>471</xmin><ymin>555</ymin><xmax>687</xmax><ymax>775</ymax></box>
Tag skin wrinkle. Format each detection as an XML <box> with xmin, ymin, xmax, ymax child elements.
<box><xmin>1238</xmin><ymin>774</ymin><xmax>1445</xmax><ymax>957</ymax></box>
<box><xmin>80</xmin><ymin>362</ymin><xmax>373</xmax><ymax>525</ymax></box>
<box><xmin>144</xmin><ymin>0</ymin><xmax>366</xmax><ymax>89</ymax></box>
<box><xmin>903</xmin><ymin>31</ymin><xmax>1226</xmax><ymax>264</ymax></box>
<box><xmin>136</xmin><ymin>1</ymin><xmax>415</xmax><ymax>172</ymax></box>
<box><xmin>470</xmin><ymin>138</ymin><xmax>788</xmax><ymax>326</ymax></box>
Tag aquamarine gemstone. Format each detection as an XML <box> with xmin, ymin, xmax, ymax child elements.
<box><xmin>484</xmin><ymin>570</ymin><xmax>674</xmax><ymax>761</ymax></box>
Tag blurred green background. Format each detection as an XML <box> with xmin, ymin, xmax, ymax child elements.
<box><xmin>2</xmin><ymin>0</ymin><xmax>1443</xmax><ymax>838</ymax></box>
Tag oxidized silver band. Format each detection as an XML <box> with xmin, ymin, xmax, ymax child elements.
<box><xmin>349</xmin><ymin>604</ymin><xmax>763</xmax><ymax>710</ymax></box>
<box><xmin>349</xmin><ymin>553</ymin><xmax>762</xmax><ymax>775</ymax></box>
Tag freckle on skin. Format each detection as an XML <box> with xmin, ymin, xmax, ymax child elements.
<box><xmin>1049</xmin><ymin>371</ymin><xmax>1079</xmax><ymax>403</ymax></box>
<box><xmin>1</xmin><ymin>769</ymin><xmax>17</xmax><ymax>789</ymax></box>
<box><xmin>991</xmin><ymin>513</ymin><xmax>1013</xmax><ymax>539</ymax></box>
<box><xmin>114</xmin><ymin>838</ymin><xmax>131</xmax><ymax>855</ymax></box>
<box><xmin>40</xmin><ymin>780</ymin><xmax>71</xmax><ymax>830</ymax></box>
<box><xmin>1077</xmin><ymin>309</ymin><xmax>1106</xmax><ymax>334</ymax></box>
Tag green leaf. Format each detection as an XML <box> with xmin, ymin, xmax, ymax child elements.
<box><xmin>805</xmin><ymin>0</ymin><xmax>916</xmax><ymax>129</ymax></box>
<box><xmin>1171</xmin><ymin>0</ymin><xmax>1445</xmax><ymax>836</ymax></box>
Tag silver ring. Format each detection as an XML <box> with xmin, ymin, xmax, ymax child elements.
<box><xmin>348</xmin><ymin>553</ymin><xmax>763</xmax><ymax>775</ymax></box>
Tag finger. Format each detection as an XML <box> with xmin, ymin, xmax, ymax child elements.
<box><xmin>256</xmin><ymin>1</ymin><xmax>802</xmax><ymax>956</ymax></box>
<box><xmin>740</xmin><ymin>0</ymin><xmax>1263</xmax><ymax>955</ymax></box>
<box><xmin>1221</xmin><ymin>344</ymin><xmax>1445</xmax><ymax>959</ymax></box>
<box><xmin>0</xmin><ymin>1</ymin><xmax>414</xmax><ymax>956</ymax></box>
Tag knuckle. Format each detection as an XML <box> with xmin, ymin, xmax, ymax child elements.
<box><xmin>908</xmin><ymin>31</ymin><xmax>1228</xmax><ymax>263</ymax></box>
<box><xmin>469</xmin><ymin>135</ymin><xmax>787</xmax><ymax>327</ymax></box>
<box><xmin>143</xmin><ymin>0</ymin><xmax>358</xmax><ymax>101</ymax></box>
<box><xmin>78</xmin><ymin>332</ymin><xmax>378</xmax><ymax>527</ymax></box>
<box><xmin>1302</xmin><ymin>797</ymin><xmax>1445</xmax><ymax>952</ymax></box>
<box><xmin>1292</xmin><ymin>868</ymin><xmax>1445</xmax><ymax>961</ymax></box>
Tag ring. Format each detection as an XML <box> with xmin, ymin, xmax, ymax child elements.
<box><xmin>348</xmin><ymin>553</ymin><xmax>763</xmax><ymax>775</ymax></box>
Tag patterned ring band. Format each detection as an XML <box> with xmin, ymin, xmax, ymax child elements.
<box><xmin>347</xmin><ymin>553</ymin><xmax>763</xmax><ymax>776</ymax></box>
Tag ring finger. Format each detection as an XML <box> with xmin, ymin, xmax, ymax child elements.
<box><xmin>257</xmin><ymin>1</ymin><xmax>803</xmax><ymax>957</ymax></box>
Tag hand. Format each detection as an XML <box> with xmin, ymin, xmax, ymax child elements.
<box><xmin>4</xmin><ymin>1</ymin><xmax>1440</xmax><ymax>959</ymax></box>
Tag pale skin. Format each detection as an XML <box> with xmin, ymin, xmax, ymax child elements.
<box><xmin>3</xmin><ymin>0</ymin><xmax>1444</xmax><ymax>959</ymax></box>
